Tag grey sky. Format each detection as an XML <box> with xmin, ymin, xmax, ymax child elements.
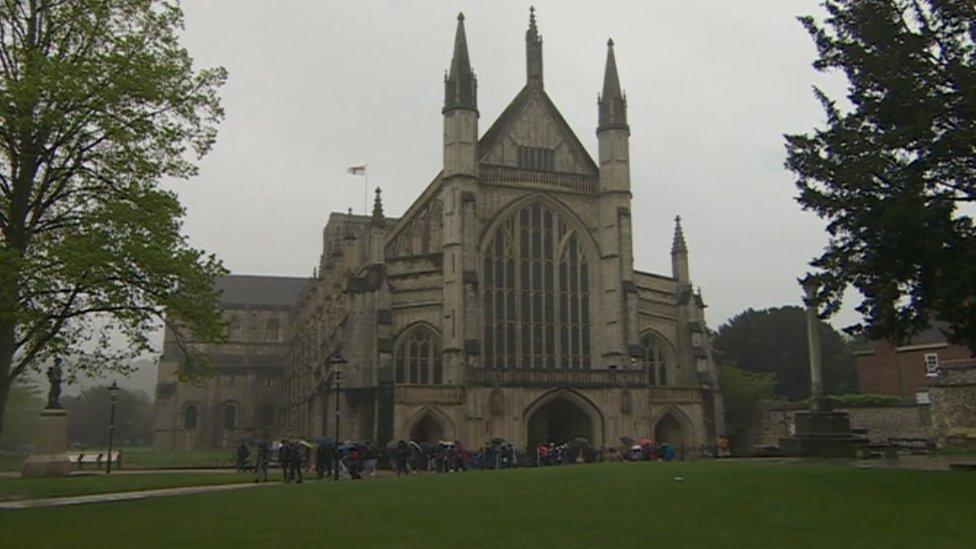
<box><xmin>168</xmin><ymin>0</ymin><xmax>856</xmax><ymax>332</ymax></box>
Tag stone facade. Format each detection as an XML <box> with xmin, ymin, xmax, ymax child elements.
<box><xmin>929</xmin><ymin>362</ymin><xmax>976</xmax><ymax>449</ymax></box>
<box><xmin>153</xmin><ymin>276</ymin><xmax>305</xmax><ymax>450</ymax></box>
<box><xmin>153</xmin><ymin>10</ymin><xmax>725</xmax><ymax>455</ymax></box>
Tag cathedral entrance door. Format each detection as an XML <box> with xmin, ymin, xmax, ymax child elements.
<box><xmin>526</xmin><ymin>397</ymin><xmax>593</xmax><ymax>447</ymax></box>
<box><xmin>654</xmin><ymin>411</ymin><xmax>691</xmax><ymax>455</ymax></box>
<box><xmin>409</xmin><ymin>413</ymin><xmax>445</xmax><ymax>443</ymax></box>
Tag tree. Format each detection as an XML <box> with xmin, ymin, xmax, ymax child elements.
<box><xmin>0</xmin><ymin>378</ymin><xmax>42</xmax><ymax>449</ymax></box>
<box><xmin>712</xmin><ymin>306</ymin><xmax>858</xmax><ymax>401</ymax></box>
<box><xmin>785</xmin><ymin>1</ymin><xmax>976</xmax><ymax>350</ymax></box>
<box><xmin>63</xmin><ymin>385</ymin><xmax>152</xmax><ymax>447</ymax></box>
<box><xmin>718</xmin><ymin>364</ymin><xmax>777</xmax><ymax>455</ymax></box>
<box><xmin>0</xmin><ymin>1</ymin><xmax>228</xmax><ymax>440</ymax></box>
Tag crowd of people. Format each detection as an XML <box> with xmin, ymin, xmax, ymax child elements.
<box><xmin>234</xmin><ymin>435</ymin><xmax>696</xmax><ymax>482</ymax></box>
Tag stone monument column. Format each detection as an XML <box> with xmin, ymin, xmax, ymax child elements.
<box><xmin>22</xmin><ymin>359</ymin><xmax>72</xmax><ymax>477</ymax></box>
<box><xmin>803</xmin><ymin>280</ymin><xmax>825</xmax><ymax>409</ymax></box>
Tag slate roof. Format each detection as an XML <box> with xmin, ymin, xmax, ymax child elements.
<box><xmin>215</xmin><ymin>275</ymin><xmax>309</xmax><ymax>308</ymax></box>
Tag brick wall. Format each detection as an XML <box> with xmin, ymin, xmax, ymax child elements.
<box><xmin>855</xmin><ymin>342</ymin><xmax>972</xmax><ymax>398</ymax></box>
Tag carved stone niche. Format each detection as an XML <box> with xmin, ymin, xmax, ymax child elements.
<box><xmin>489</xmin><ymin>387</ymin><xmax>505</xmax><ymax>417</ymax></box>
<box><xmin>620</xmin><ymin>389</ymin><xmax>633</xmax><ymax>416</ymax></box>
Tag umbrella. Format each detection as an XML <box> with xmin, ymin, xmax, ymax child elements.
<box><xmin>338</xmin><ymin>443</ymin><xmax>358</xmax><ymax>452</ymax></box>
<box><xmin>572</xmin><ymin>437</ymin><xmax>589</xmax><ymax>446</ymax></box>
<box><xmin>298</xmin><ymin>440</ymin><xmax>315</xmax><ymax>449</ymax></box>
<box><xmin>637</xmin><ymin>438</ymin><xmax>653</xmax><ymax>447</ymax></box>
<box><xmin>490</xmin><ymin>437</ymin><xmax>507</xmax><ymax>445</ymax></box>
<box><xmin>312</xmin><ymin>436</ymin><xmax>334</xmax><ymax>445</ymax></box>
<box><xmin>631</xmin><ymin>444</ymin><xmax>643</xmax><ymax>451</ymax></box>
<box><xmin>407</xmin><ymin>441</ymin><xmax>422</xmax><ymax>452</ymax></box>
<box><xmin>620</xmin><ymin>436</ymin><xmax>635</xmax><ymax>446</ymax></box>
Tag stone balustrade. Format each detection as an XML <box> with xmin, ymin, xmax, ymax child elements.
<box><xmin>648</xmin><ymin>386</ymin><xmax>703</xmax><ymax>403</ymax></box>
<box><xmin>394</xmin><ymin>385</ymin><xmax>466</xmax><ymax>405</ymax></box>
<box><xmin>465</xmin><ymin>367</ymin><xmax>647</xmax><ymax>387</ymax></box>
<box><xmin>479</xmin><ymin>164</ymin><xmax>598</xmax><ymax>194</ymax></box>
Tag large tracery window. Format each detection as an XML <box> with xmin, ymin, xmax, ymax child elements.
<box><xmin>482</xmin><ymin>202</ymin><xmax>591</xmax><ymax>370</ymax></box>
<box><xmin>640</xmin><ymin>331</ymin><xmax>675</xmax><ymax>386</ymax></box>
<box><xmin>395</xmin><ymin>325</ymin><xmax>443</xmax><ymax>385</ymax></box>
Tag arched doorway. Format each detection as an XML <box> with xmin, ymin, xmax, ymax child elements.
<box><xmin>654</xmin><ymin>411</ymin><xmax>691</xmax><ymax>453</ymax></box>
<box><xmin>409</xmin><ymin>413</ymin><xmax>446</xmax><ymax>443</ymax></box>
<box><xmin>527</xmin><ymin>396</ymin><xmax>593</xmax><ymax>446</ymax></box>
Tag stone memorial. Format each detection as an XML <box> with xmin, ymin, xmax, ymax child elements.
<box><xmin>780</xmin><ymin>281</ymin><xmax>865</xmax><ymax>457</ymax></box>
<box><xmin>21</xmin><ymin>359</ymin><xmax>72</xmax><ymax>477</ymax></box>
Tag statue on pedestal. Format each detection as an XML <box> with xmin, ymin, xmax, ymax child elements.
<box><xmin>46</xmin><ymin>358</ymin><xmax>63</xmax><ymax>409</ymax></box>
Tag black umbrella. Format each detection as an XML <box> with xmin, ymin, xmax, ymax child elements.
<box><xmin>490</xmin><ymin>437</ymin><xmax>507</xmax><ymax>445</ymax></box>
<box><xmin>620</xmin><ymin>436</ymin><xmax>635</xmax><ymax>446</ymax></box>
<box><xmin>312</xmin><ymin>436</ymin><xmax>333</xmax><ymax>445</ymax></box>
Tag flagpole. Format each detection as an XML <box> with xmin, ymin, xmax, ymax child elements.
<box><xmin>364</xmin><ymin>172</ymin><xmax>368</xmax><ymax>215</ymax></box>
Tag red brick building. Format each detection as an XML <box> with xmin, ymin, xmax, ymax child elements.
<box><xmin>854</xmin><ymin>326</ymin><xmax>975</xmax><ymax>402</ymax></box>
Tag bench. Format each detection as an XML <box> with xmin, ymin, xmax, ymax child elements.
<box><xmin>68</xmin><ymin>451</ymin><xmax>122</xmax><ymax>470</ymax></box>
<box><xmin>888</xmin><ymin>438</ymin><xmax>936</xmax><ymax>453</ymax></box>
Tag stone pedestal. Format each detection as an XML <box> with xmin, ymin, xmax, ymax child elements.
<box><xmin>21</xmin><ymin>408</ymin><xmax>71</xmax><ymax>477</ymax></box>
<box><xmin>779</xmin><ymin>399</ymin><xmax>866</xmax><ymax>457</ymax></box>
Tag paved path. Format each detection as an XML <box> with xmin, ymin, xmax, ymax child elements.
<box><xmin>0</xmin><ymin>481</ymin><xmax>277</xmax><ymax>510</ymax></box>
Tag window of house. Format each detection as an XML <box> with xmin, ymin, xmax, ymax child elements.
<box><xmin>394</xmin><ymin>325</ymin><xmax>443</xmax><ymax>384</ymax></box>
<box><xmin>222</xmin><ymin>403</ymin><xmax>238</xmax><ymax>430</ymax></box>
<box><xmin>924</xmin><ymin>353</ymin><xmax>940</xmax><ymax>377</ymax></box>
<box><xmin>183</xmin><ymin>404</ymin><xmax>198</xmax><ymax>430</ymax></box>
<box><xmin>481</xmin><ymin>202</ymin><xmax>591</xmax><ymax>370</ymax></box>
<box><xmin>517</xmin><ymin>146</ymin><xmax>555</xmax><ymax>171</ymax></box>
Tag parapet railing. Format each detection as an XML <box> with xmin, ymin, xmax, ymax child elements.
<box><xmin>394</xmin><ymin>385</ymin><xmax>466</xmax><ymax>404</ymax></box>
<box><xmin>479</xmin><ymin>164</ymin><xmax>599</xmax><ymax>194</ymax></box>
<box><xmin>648</xmin><ymin>386</ymin><xmax>703</xmax><ymax>403</ymax></box>
<box><xmin>465</xmin><ymin>367</ymin><xmax>647</xmax><ymax>387</ymax></box>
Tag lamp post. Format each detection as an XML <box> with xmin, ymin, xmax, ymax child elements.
<box><xmin>106</xmin><ymin>381</ymin><xmax>121</xmax><ymax>474</ymax></box>
<box><xmin>329</xmin><ymin>352</ymin><xmax>347</xmax><ymax>481</ymax></box>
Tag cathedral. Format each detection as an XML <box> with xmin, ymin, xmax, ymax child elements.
<box><xmin>152</xmin><ymin>10</ymin><xmax>725</xmax><ymax>456</ymax></box>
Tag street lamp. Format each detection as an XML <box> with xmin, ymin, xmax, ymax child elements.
<box><xmin>106</xmin><ymin>381</ymin><xmax>121</xmax><ymax>474</ymax></box>
<box><xmin>329</xmin><ymin>351</ymin><xmax>347</xmax><ymax>482</ymax></box>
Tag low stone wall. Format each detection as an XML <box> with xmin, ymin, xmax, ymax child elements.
<box><xmin>750</xmin><ymin>401</ymin><xmax>931</xmax><ymax>451</ymax></box>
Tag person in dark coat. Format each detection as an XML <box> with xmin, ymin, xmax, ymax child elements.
<box><xmin>236</xmin><ymin>443</ymin><xmax>250</xmax><ymax>472</ymax></box>
<box><xmin>254</xmin><ymin>442</ymin><xmax>269</xmax><ymax>483</ymax></box>
<box><xmin>278</xmin><ymin>440</ymin><xmax>290</xmax><ymax>482</ymax></box>
<box><xmin>289</xmin><ymin>442</ymin><xmax>304</xmax><ymax>483</ymax></box>
<box><xmin>395</xmin><ymin>441</ymin><xmax>410</xmax><ymax>476</ymax></box>
<box><xmin>315</xmin><ymin>443</ymin><xmax>328</xmax><ymax>480</ymax></box>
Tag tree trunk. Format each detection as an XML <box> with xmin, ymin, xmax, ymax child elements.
<box><xmin>0</xmin><ymin>373</ymin><xmax>12</xmax><ymax>443</ymax></box>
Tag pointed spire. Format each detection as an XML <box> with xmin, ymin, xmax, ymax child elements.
<box><xmin>598</xmin><ymin>38</ymin><xmax>628</xmax><ymax>133</ymax></box>
<box><xmin>371</xmin><ymin>187</ymin><xmax>384</xmax><ymax>227</ymax></box>
<box><xmin>525</xmin><ymin>6</ymin><xmax>543</xmax><ymax>88</ymax></box>
<box><xmin>444</xmin><ymin>12</ymin><xmax>477</xmax><ymax>113</ymax></box>
<box><xmin>672</xmin><ymin>215</ymin><xmax>688</xmax><ymax>255</ymax></box>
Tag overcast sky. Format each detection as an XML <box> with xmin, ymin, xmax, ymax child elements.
<box><xmin>167</xmin><ymin>0</ymin><xmax>858</xmax><ymax>331</ymax></box>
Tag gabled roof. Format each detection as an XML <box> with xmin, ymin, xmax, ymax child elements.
<box><xmin>477</xmin><ymin>85</ymin><xmax>599</xmax><ymax>175</ymax></box>
<box><xmin>216</xmin><ymin>275</ymin><xmax>308</xmax><ymax>308</ymax></box>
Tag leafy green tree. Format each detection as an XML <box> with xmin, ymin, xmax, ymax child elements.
<box><xmin>785</xmin><ymin>0</ymin><xmax>976</xmax><ymax>350</ymax></box>
<box><xmin>0</xmin><ymin>379</ymin><xmax>42</xmax><ymax>449</ymax></box>
<box><xmin>0</xmin><ymin>1</ymin><xmax>228</xmax><ymax>440</ymax></box>
<box><xmin>713</xmin><ymin>306</ymin><xmax>858</xmax><ymax>401</ymax></box>
<box><xmin>718</xmin><ymin>364</ymin><xmax>777</xmax><ymax>455</ymax></box>
<box><xmin>63</xmin><ymin>385</ymin><xmax>152</xmax><ymax>447</ymax></box>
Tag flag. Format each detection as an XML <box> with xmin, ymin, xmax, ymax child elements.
<box><xmin>347</xmin><ymin>165</ymin><xmax>366</xmax><ymax>176</ymax></box>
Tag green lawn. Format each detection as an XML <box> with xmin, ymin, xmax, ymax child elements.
<box><xmin>1</xmin><ymin>461</ymin><xmax>974</xmax><ymax>548</ymax></box>
<box><xmin>0</xmin><ymin>471</ymin><xmax>279</xmax><ymax>501</ymax></box>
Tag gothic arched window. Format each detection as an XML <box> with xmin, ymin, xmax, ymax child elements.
<box><xmin>222</xmin><ymin>403</ymin><xmax>238</xmax><ymax>430</ymax></box>
<box><xmin>482</xmin><ymin>202</ymin><xmax>591</xmax><ymax>370</ymax></box>
<box><xmin>640</xmin><ymin>331</ymin><xmax>675</xmax><ymax>386</ymax></box>
<box><xmin>394</xmin><ymin>325</ymin><xmax>443</xmax><ymax>385</ymax></box>
<box><xmin>266</xmin><ymin>318</ymin><xmax>280</xmax><ymax>341</ymax></box>
<box><xmin>183</xmin><ymin>404</ymin><xmax>198</xmax><ymax>430</ymax></box>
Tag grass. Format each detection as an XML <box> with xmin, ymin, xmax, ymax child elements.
<box><xmin>1</xmin><ymin>461</ymin><xmax>975</xmax><ymax>548</ymax></box>
<box><xmin>0</xmin><ymin>471</ymin><xmax>280</xmax><ymax>501</ymax></box>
